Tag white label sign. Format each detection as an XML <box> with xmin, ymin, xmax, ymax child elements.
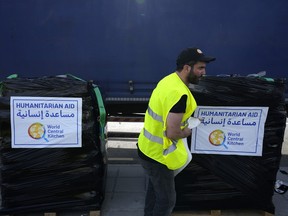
<box><xmin>10</xmin><ymin>97</ymin><xmax>82</xmax><ymax>148</ymax></box>
<box><xmin>191</xmin><ymin>106</ymin><xmax>268</xmax><ymax>156</ymax></box>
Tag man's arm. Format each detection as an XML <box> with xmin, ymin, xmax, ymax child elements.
<box><xmin>166</xmin><ymin>112</ymin><xmax>191</xmax><ymax>140</ymax></box>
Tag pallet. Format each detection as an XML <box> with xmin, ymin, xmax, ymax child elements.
<box><xmin>44</xmin><ymin>211</ymin><xmax>100</xmax><ymax>216</ymax></box>
<box><xmin>3</xmin><ymin>209</ymin><xmax>274</xmax><ymax>216</ymax></box>
<box><xmin>171</xmin><ymin>209</ymin><xmax>274</xmax><ymax>216</ymax></box>
<box><xmin>2</xmin><ymin>210</ymin><xmax>100</xmax><ymax>216</ymax></box>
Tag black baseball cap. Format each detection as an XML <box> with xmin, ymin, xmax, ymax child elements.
<box><xmin>176</xmin><ymin>47</ymin><xmax>216</xmax><ymax>67</ymax></box>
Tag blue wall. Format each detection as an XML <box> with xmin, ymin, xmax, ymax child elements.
<box><xmin>1</xmin><ymin>0</ymin><xmax>287</xmax><ymax>97</ymax></box>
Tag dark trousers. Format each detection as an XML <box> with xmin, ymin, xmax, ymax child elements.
<box><xmin>139</xmin><ymin>157</ymin><xmax>176</xmax><ymax>216</ymax></box>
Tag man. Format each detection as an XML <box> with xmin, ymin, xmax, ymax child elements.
<box><xmin>137</xmin><ymin>47</ymin><xmax>215</xmax><ymax>216</ymax></box>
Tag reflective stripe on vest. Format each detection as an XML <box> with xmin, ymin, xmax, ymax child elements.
<box><xmin>143</xmin><ymin>128</ymin><xmax>178</xmax><ymax>156</ymax></box>
<box><xmin>163</xmin><ymin>142</ymin><xmax>177</xmax><ymax>156</ymax></box>
<box><xmin>147</xmin><ymin>106</ymin><xmax>163</xmax><ymax>123</ymax></box>
<box><xmin>143</xmin><ymin>128</ymin><xmax>163</xmax><ymax>144</ymax></box>
<box><xmin>148</xmin><ymin>106</ymin><xmax>187</xmax><ymax>127</ymax></box>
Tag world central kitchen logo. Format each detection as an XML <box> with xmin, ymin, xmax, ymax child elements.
<box><xmin>28</xmin><ymin>123</ymin><xmax>64</xmax><ymax>141</ymax></box>
<box><xmin>208</xmin><ymin>129</ymin><xmax>244</xmax><ymax>149</ymax></box>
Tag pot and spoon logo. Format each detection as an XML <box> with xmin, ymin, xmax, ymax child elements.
<box><xmin>28</xmin><ymin>122</ymin><xmax>49</xmax><ymax>142</ymax></box>
<box><xmin>209</xmin><ymin>129</ymin><xmax>227</xmax><ymax>149</ymax></box>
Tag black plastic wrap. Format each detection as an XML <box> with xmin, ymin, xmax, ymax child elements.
<box><xmin>0</xmin><ymin>75</ymin><xmax>107</xmax><ymax>214</ymax></box>
<box><xmin>175</xmin><ymin>76</ymin><xmax>287</xmax><ymax>213</ymax></box>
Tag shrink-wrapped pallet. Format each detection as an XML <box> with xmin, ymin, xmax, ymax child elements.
<box><xmin>175</xmin><ymin>76</ymin><xmax>286</xmax><ymax>214</ymax></box>
<box><xmin>0</xmin><ymin>75</ymin><xmax>107</xmax><ymax>214</ymax></box>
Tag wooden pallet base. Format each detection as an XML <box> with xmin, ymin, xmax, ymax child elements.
<box><xmin>3</xmin><ymin>209</ymin><xmax>274</xmax><ymax>216</ymax></box>
<box><xmin>172</xmin><ymin>210</ymin><xmax>274</xmax><ymax>216</ymax></box>
<box><xmin>44</xmin><ymin>211</ymin><xmax>100</xmax><ymax>216</ymax></box>
<box><xmin>3</xmin><ymin>210</ymin><xmax>100</xmax><ymax>216</ymax></box>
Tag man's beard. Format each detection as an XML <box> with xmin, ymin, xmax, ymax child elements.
<box><xmin>188</xmin><ymin>71</ymin><xmax>200</xmax><ymax>84</ymax></box>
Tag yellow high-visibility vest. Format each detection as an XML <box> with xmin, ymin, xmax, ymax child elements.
<box><xmin>138</xmin><ymin>72</ymin><xmax>197</xmax><ymax>170</ymax></box>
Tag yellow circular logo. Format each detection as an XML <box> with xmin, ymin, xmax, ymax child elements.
<box><xmin>28</xmin><ymin>122</ymin><xmax>45</xmax><ymax>139</ymax></box>
<box><xmin>209</xmin><ymin>129</ymin><xmax>226</xmax><ymax>146</ymax></box>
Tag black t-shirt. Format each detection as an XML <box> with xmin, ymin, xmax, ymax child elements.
<box><xmin>137</xmin><ymin>95</ymin><xmax>188</xmax><ymax>163</ymax></box>
<box><xmin>170</xmin><ymin>95</ymin><xmax>187</xmax><ymax>113</ymax></box>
